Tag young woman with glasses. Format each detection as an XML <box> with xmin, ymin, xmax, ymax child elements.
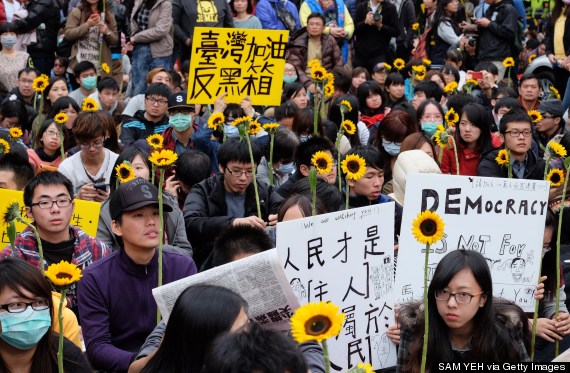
<box><xmin>27</xmin><ymin>119</ymin><xmax>64</xmax><ymax>173</ymax></box>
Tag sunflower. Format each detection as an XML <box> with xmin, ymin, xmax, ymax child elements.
<box><xmin>444</xmin><ymin>108</ymin><xmax>459</xmax><ymax>125</ymax></box>
<box><xmin>149</xmin><ymin>149</ymin><xmax>178</xmax><ymax>168</ymax></box>
<box><xmin>546</xmin><ymin>169</ymin><xmax>565</xmax><ymax>187</ymax></box>
<box><xmin>411</xmin><ymin>210</ymin><xmax>445</xmax><ymax>245</ymax></box>
<box><xmin>54</xmin><ymin>112</ymin><xmax>68</xmax><ymax>125</ymax></box>
<box><xmin>412</xmin><ymin>65</ymin><xmax>426</xmax><ymax>74</ymax></box>
<box><xmin>311</xmin><ymin>151</ymin><xmax>333</xmax><ymax>175</ymax></box>
<box><xmin>311</xmin><ymin>66</ymin><xmax>327</xmax><ymax>81</ymax></box>
<box><xmin>550</xmin><ymin>86</ymin><xmax>561</xmax><ymax>99</ymax></box>
<box><xmin>262</xmin><ymin>123</ymin><xmax>280</xmax><ymax>132</ymax></box>
<box><xmin>0</xmin><ymin>138</ymin><xmax>10</xmax><ymax>154</ymax></box>
<box><xmin>357</xmin><ymin>363</ymin><xmax>375</xmax><ymax>373</ymax></box>
<box><xmin>3</xmin><ymin>202</ymin><xmax>21</xmax><ymax>224</ymax></box>
<box><xmin>341</xmin><ymin>154</ymin><xmax>366</xmax><ymax>181</ymax></box>
<box><xmin>549</xmin><ymin>142</ymin><xmax>567</xmax><ymax>158</ymax></box>
<box><xmin>324</xmin><ymin>83</ymin><xmax>334</xmax><ymax>97</ymax></box>
<box><xmin>528</xmin><ymin>54</ymin><xmax>537</xmax><ymax>64</ymax></box>
<box><xmin>248</xmin><ymin>121</ymin><xmax>262</xmax><ymax>135</ymax></box>
<box><xmin>44</xmin><ymin>260</ymin><xmax>82</xmax><ymax>287</ymax></box>
<box><xmin>146</xmin><ymin>134</ymin><xmax>164</xmax><ymax>150</ymax></box>
<box><xmin>115</xmin><ymin>162</ymin><xmax>135</xmax><ymax>184</ymax></box>
<box><xmin>412</xmin><ymin>22</ymin><xmax>419</xmax><ymax>31</ymax></box>
<box><xmin>307</xmin><ymin>59</ymin><xmax>321</xmax><ymax>69</ymax></box>
<box><xmin>101</xmin><ymin>63</ymin><xmax>110</xmax><ymax>74</ymax></box>
<box><xmin>341</xmin><ymin>119</ymin><xmax>356</xmax><ymax>135</ymax></box>
<box><xmin>9</xmin><ymin>127</ymin><xmax>23</xmax><ymax>140</ymax></box>
<box><xmin>325</xmin><ymin>73</ymin><xmax>335</xmax><ymax>85</ymax></box>
<box><xmin>528</xmin><ymin>109</ymin><xmax>542</xmax><ymax>123</ymax></box>
<box><xmin>393</xmin><ymin>58</ymin><xmax>405</xmax><ymax>70</ymax></box>
<box><xmin>465</xmin><ymin>79</ymin><xmax>478</xmax><ymax>87</ymax></box>
<box><xmin>290</xmin><ymin>301</ymin><xmax>345</xmax><ymax>344</ymax></box>
<box><xmin>433</xmin><ymin>125</ymin><xmax>450</xmax><ymax>148</ymax></box>
<box><xmin>423</xmin><ymin>58</ymin><xmax>432</xmax><ymax>66</ymax></box>
<box><xmin>502</xmin><ymin>57</ymin><xmax>515</xmax><ymax>68</ymax></box>
<box><xmin>340</xmin><ymin>100</ymin><xmax>352</xmax><ymax>113</ymax></box>
<box><xmin>207</xmin><ymin>112</ymin><xmax>225</xmax><ymax>131</ymax></box>
<box><xmin>495</xmin><ymin>149</ymin><xmax>509</xmax><ymax>166</ymax></box>
<box><xmin>444</xmin><ymin>81</ymin><xmax>458</xmax><ymax>94</ymax></box>
<box><xmin>81</xmin><ymin>97</ymin><xmax>98</xmax><ymax>112</ymax></box>
<box><xmin>233</xmin><ymin>116</ymin><xmax>252</xmax><ymax>128</ymax></box>
<box><xmin>381</xmin><ymin>63</ymin><xmax>391</xmax><ymax>71</ymax></box>
<box><xmin>32</xmin><ymin>74</ymin><xmax>49</xmax><ymax>92</ymax></box>
<box><xmin>415</xmin><ymin>72</ymin><xmax>426</xmax><ymax>81</ymax></box>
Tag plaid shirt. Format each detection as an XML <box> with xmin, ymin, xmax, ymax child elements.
<box><xmin>0</xmin><ymin>225</ymin><xmax>110</xmax><ymax>309</ymax></box>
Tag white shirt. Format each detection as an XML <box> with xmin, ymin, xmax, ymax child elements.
<box><xmin>58</xmin><ymin>149</ymin><xmax>119</xmax><ymax>195</ymax></box>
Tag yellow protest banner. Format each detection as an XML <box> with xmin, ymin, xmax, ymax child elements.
<box><xmin>187</xmin><ymin>27</ymin><xmax>289</xmax><ymax>106</ymax></box>
<box><xmin>0</xmin><ymin>189</ymin><xmax>101</xmax><ymax>245</ymax></box>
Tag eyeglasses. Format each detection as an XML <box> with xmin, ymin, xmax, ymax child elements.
<box><xmin>19</xmin><ymin>78</ymin><xmax>34</xmax><ymax>85</ymax></box>
<box><xmin>540</xmin><ymin>115</ymin><xmax>555</xmax><ymax>119</ymax></box>
<box><xmin>435</xmin><ymin>289</ymin><xmax>484</xmax><ymax>304</ymax></box>
<box><xmin>78</xmin><ymin>139</ymin><xmax>105</xmax><ymax>149</ymax></box>
<box><xmin>45</xmin><ymin>129</ymin><xmax>60</xmax><ymax>137</ymax></box>
<box><xmin>146</xmin><ymin>97</ymin><xmax>169</xmax><ymax>106</ymax></box>
<box><xmin>505</xmin><ymin>129</ymin><xmax>532</xmax><ymax>138</ymax></box>
<box><xmin>30</xmin><ymin>198</ymin><xmax>72</xmax><ymax>209</ymax></box>
<box><xmin>0</xmin><ymin>300</ymin><xmax>50</xmax><ymax>313</ymax></box>
<box><xmin>227</xmin><ymin>169</ymin><xmax>254</xmax><ymax>177</ymax></box>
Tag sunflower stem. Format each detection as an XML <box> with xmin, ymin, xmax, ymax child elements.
<box><xmin>246</xmin><ymin>134</ymin><xmax>262</xmax><ymax>218</ymax></box>
<box><xmin>420</xmin><ymin>242</ymin><xmax>430</xmax><ymax>373</ymax></box>
<box><xmin>530</xmin><ymin>259</ymin><xmax>543</xmax><ymax>361</ymax></box>
<box><xmin>313</xmin><ymin>82</ymin><xmax>319</xmax><ymax>136</ymax></box>
<box><xmin>20</xmin><ymin>219</ymin><xmax>44</xmax><ymax>274</ymax></box>
<box><xmin>157</xmin><ymin>169</ymin><xmax>165</xmax><ymax>324</ymax></box>
<box><xmin>554</xmin><ymin>163</ymin><xmax>570</xmax><ymax>357</ymax></box>
<box><xmin>151</xmin><ymin>164</ymin><xmax>155</xmax><ymax>185</ymax></box>
<box><xmin>309</xmin><ymin>168</ymin><xmax>317</xmax><ymax>216</ymax></box>
<box><xmin>59</xmin><ymin>129</ymin><xmax>66</xmax><ymax>160</ymax></box>
<box><xmin>57</xmin><ymin>288</ymin><xmax>66</xmax><ymax>373</ymax></box>
<box><xmin>269</xmin><ymin>131</ymin><xmax>275</xmax><ymax>187</ymax></box>
<box><xmin>33</xmin><ymin>92</ymin><xmax>37</xmax><ymax>110</ymax></box>
<box><xmin>345</xmin><ymin>176</ymin><xmax>349</xmax><ymax>210</ymax></box>
<box><xmin>336</xmin><ymin>131</ymin><xmax>342</xmax><ymax>192</ymax></box>
<box><xmin>449</xmin><ymin>137</ymin><xmax>460</xmax><ymax>175</ymax></box>
<box><xmin>544</xmin><ymin>155</ymin><xmax>551</xmax><ymax>181</ymax></box>
<box><xmin>507</xmin><ymin>150</ymin><xmax>513</xmax><ymax>179</ymax></box>
<box><xmin>321</xmin><ymin>340</ymin><xmax>331</xmax><ymax>373</ymax></box>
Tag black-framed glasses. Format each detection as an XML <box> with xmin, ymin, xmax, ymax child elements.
<box><xmin>435</xmin><ymin>289</ymin><xmax>484</xmax><ymax>304</ymax></box>
<box><xmin>145</xmin><ymin>97</ymin><xmax>168</xmax><ymax>106</ymax></box>
<box><xmin>226</xmin><ymin>169</ymin><xmax>254</xmax><ymax>177</ymax></box>
<box><xmin>78</xmin><ymin>138</ymin><xmax>105</xmax><ymax>149</ymax></box>
<box><xmin>0</xmin><ymin>300</ymin><xmax>49</xmax><ymax>313</ymax></box>
<box><xmin>30</xmin><ymin>198</ymin><xmax>72</xmax><ymax>209</ymax></box>
<box><xmin>505</xmin><ymin>130</ymin><xmax>532</xmax><ymax>138</ymax></box>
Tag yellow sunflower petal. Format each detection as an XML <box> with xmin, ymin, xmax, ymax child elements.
<box><xmin>341</xmin><ymin>119</ymin><xmax>356</xmax><ymax>135</ymax></box>
<box><xmin>341</xmin><ymin>154</ymin><xmax>366</xmax><ymax>181</ymax></box>
<box><xmin>528</xmin><ymin>54</ymin><xmax>537</xmax><ymax>64</ymax></box>
<box><xmin>44</xmin><ymin>260</ymin><xmax>83</xmax><ymax>287</ymax></box>
<box><xmin>101</xmin><ymin>63</ymin><xmax>110</xmax><ymax>74</ymax></box>
<box><xmin>149</xmin><ymin>149</ymin><xmax>178</xmax><ymax>168</ymax></box>
<box><xmin>546</xmin><ymin>169</ymin><xmax>565</xmax><ymax>188</ymax></box>
<box><xmin>54</xmin><ymin>112</ymin><xmax>68</xmax><ymax>125</ymax></box>
<box><xmin>311</xmin><ymin>151</ymin><xmax>333</xmax><ymax>175</ymax></box>
<box><xmin>81</xmin><ymin>97</ymin><xmax>99</xmax><ymax>112</ymax></box>
<box><xmin>248</xmin><ymin>121</ymin><xmax>262</xmax><ymax>135</ymax></box>
<box><xmin>502</xmin><ymin>57</ymin><xmax>515</xmax><ymax>68</ymax></box>
<box><xmin>208</xmin><ymin>112</ymin><xmax>225</xmax><ymax>131</ymax></box>
<box><xmin>340</xmin><ymin>100</ymin><xmax>352</xmax><ymax>113</ymax></box>
<box><xmin>411</xmin><ymin>210</ymin><xmax>445</xmax><ymax>245</ymax></box>
<box><xmin>262</xmin><ymin>123</ymin><xmax>280</xmax><ymax>132</ymax></box>
<box><xmin>528</xmin><ymin>109</ymin><xmax>542</xmax><ymax>123</ymax></box>
<box><xmin>311</xmin><ymin>66</ymin><xmax>327</xmax><ymax>81</ymax></box>
<box><xmin>146</xmin><ymin>134</ymin><xmax>164</xmax><ymax>150</ymax></box>
<box><xmin>290</xmin><ymin>301</ymin><xmax>345</xmax><ymax>344</ymax></box>
<box><xmin>32</xmin><ymin>74</ymin><xmax>49</xmax><ymax>93</ymax></box>
<box><xmin>0</xmin><ymin>138</ymin><xmax>11</xmax><ymax>154</ymax></box>
<box><xmin>444</xmin><ymin>82</ymin><xmax>458</xmax><ymax>94</ymax></box>
<box><xmin>393</xmin><ymin>58</ymin><xmax>405</xmax><ymax>70</ymax></box>
<box><xmin>495</xmin><ymin>149</ymin><xmax>510</xmax><ymax>166</ymax></box>
<box><xmin>549</xmin><ymin>142</ymin><xmax>567</xmax><ymax>158</ymax></box>
<box><xmin>412</xmin><ymin>22</ymin><xmax>419</xmax><ymax>31</ymax></box>
<box><xmin>9</xmin><ymin>127</ymin><xmax>23</xmax><ymax>140</ymax></box>
<box><xmin>232</xmin><ymin>116</ymin><xmax>252</xmax><ymax>128</ymax></box>
<box><xmin>115</xmin><ymin>162</ymin><xmax>136</xmax><ymax>184</ymax></box>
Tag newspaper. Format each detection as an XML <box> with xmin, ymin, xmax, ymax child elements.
<box><xmin>152</xmin><ymin>248</ymin><xmax>300</xmax><ymax>331</ymax></box>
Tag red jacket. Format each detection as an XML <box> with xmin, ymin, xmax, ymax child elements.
<box><xmin>440</xmin><ymin>134</ymin><xmax>503</xmax><ymax>176</ymax></box>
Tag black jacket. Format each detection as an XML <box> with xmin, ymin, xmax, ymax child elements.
<box><xmin>477</xmin><ymin>0</ymin><xmax>518</xmax><ymax>61</ymax></box>
<box><xmin>477</xmin><ymin>148</ymin><xmax>546</xmax><ymax>180</ymax></box>
<box><xmin>13</xmin><ymin>0</ymin><xmax>60</xmax><ymax>57</ymax></box>
<box><xmin>183</xmin><ymin>174</ymin><xmax>283</xmax><ymax>267</ymax></box>
<box><xmin>545</xmin><ymin>13</ymin><xmax>570</xmax><ymax>57</ymax></box>
<box><xmin>353</xmin><ymin>0</ymin><xmax>399</xmax><ymax>59</ymax></box>
<box><xmin>111</xmin><ymin>1</ymin><xmax>130</xmax><ymax>53</ymax></box>
<box><xmin>120</xmin><ymin>110</ymin><xmax>170</xmax><ymax>146</ymax></box>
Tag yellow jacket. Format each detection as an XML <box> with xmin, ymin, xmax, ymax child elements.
<box><xmin>52</xmin><ymin>292</ymin><xmax>82</xmax><ymax>349</ymax></box>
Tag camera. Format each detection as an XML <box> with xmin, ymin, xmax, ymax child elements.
<box><xmin>373</xmin><ymin>12</ymin><xmax>382</xmax><ymax>22</ymax></box>
<box><xmin>467</xmin><ymin>36</ymin><xmax>477</xmax><ymax>47</ymax></box>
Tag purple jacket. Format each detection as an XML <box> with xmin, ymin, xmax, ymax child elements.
<box><xmin>77</xmin><ymin>248</ymin><xmax>197</xmax><ymax>372</ymax></box>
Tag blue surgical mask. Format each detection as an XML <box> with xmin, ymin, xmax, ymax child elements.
<box><xmin>421</xmin><ymin>121</ymin><xmax>439</xmax><ymax>136</ymax></box>
<box><xmin>1</xmin><ymin>35</ymin><xmax>16</xmax><ymax>49</ymax></box>
<box><xmin>278</xmin><ymin>161</ymin><xmax>295</xmax><ymax>174</ymax></box>
<box><xmin>170</xmin><ymin>113</ymin><xmax>193</xmax><ymax>132</ymax></box>
<box><xmin>224</xmin><ymin>124</ymin><xmax>239</xmax><ymax>138</ymax></box>
<box><xmin>81</xmin><ymin>76</ymin><xmax>97</xmax><ymax>90</ymax></box>
<box><xmin>382</xmin><ymin>139</ymin><xmax>401</xmax><ymax>156</ymax></box>
<box><xmin>0</xmin><ymin>308</ymin><xmax>51</xmax><ymax>350</ymax></box>
<box><xmin>283</xmin><ymin>76</ymin><xmax>297</xmax><ymax>84</ymax></box>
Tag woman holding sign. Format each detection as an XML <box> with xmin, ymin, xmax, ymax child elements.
<box><xmin>396</xmin><ymin>250</ymin><xmax>529</xmax><ymax>372</ymax></box>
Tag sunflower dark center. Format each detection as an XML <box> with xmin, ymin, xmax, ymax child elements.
<box><xmin>56</xmin><ymin>273</ymin><xmax>72</xmax><ymax>280</ymax></box>
<box><xmin>316</xmin><ymin>159</ymin><xmax>328</xmax><ymax>169</ymax></box>
<box><xmin>419</xmin><ymin>219</ymin><xmax>437</xmax><ymax>237</ymax></box>
<box><xmin>551</xmin><ymin>173</ymin><xmax>561</xmax><ymax>183</ymax></box>
<box><xmin>347</xmin><ymin>160</ymin><xmax>359</xmax><ymax>173</ymax></box>
<box><xmin>119</xmin><ymin>168</ymin><xmax>131</xmax><ymax>178</ymax></box>
<box><xmin>315</xmin><ymin>71</ymin><xmax>324</xmax><ymax>78</ymax></box>
<box><xmin>304</xmin><ymin>315</ymin><xmax>332</xmax><ymax>336</ymax></box>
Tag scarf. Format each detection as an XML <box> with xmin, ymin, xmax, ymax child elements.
<box><xmin>360</xmin><ymin>113</ymin><xmax>384</xmax><ymax>128</ymax></box>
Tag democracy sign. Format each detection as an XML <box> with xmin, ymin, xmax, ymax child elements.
<box><xmin>394</xmin><ymin>174</ymin><xmax>550</xmax><ymax>312</ymax></box>
<box><xmin>187</xmin><ymin>27</ymin><xmax>289</xmax><ymax>106</ymax></box>
<box><xmin>276</xmin><ymin>203</ymin><xmax>397</xmax><ymax>371</ymax></box>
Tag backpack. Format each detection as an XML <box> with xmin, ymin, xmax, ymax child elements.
<box><xmin>412</xmin><ymin>26</ymin><xmax>431</xmax><ymax>60</ymax></box>
<box><xmin>270</xmin><ymin>1</ymin><xmax>297</xmax><ymax>32</ymax></box>
<box><xmin>513</xmin><ymin>16</ymin><xmax>525</xmax><ymax>52</ymax></box>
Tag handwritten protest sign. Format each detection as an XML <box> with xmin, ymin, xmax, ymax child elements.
<box><xmin>153</xmin><ymin>249</ymin><xmax>300</xmax><ymax>331</ymax></box>
<box><xmin>0</xmin><ymin>188</ymin><xmax>101</xmax><ymax>244</ymax></box>
<box><xmin>394</xmin><ymin>174</ymin><xmax>549</xmax><ymax>312</ymax></box>
<box><xmin>187</xmin><ymin>27</ymin><xmax>289</xmax><ymax>106</ymax></box>
<box><xmin>276</xmin><ymin>204</ymin><xmax>397</xmax><ymax>371</ymax></box>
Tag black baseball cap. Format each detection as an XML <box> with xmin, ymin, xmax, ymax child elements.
<box><xmin>168</xmin><ymin>91</ymin><xmax>195</xmax><ymax>111</ymax></box>
<box><xmin>109</xmin><ymin>178</ymin><xmax>172</xmax><ymax>220</ymax></box>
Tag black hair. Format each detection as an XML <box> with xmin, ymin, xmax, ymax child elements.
<box><xmin>145</xmin><ymin>82</ymin><xmax>172</xmax><ymax>99</ymax></box>
<box><xmin>445</xmin><ymin>48</ymin><xmax>463</xmax><ymax>64</ymax></box>
<box><xmin>73</xmin><ymin>61</ymin><xmax>97</xmax><ymax>78</ymax></box>
<box><xmin>97</xmin><ymin>77</ymin><xmax>119</xmax><ymax>92</ymax></box>
<box><xmin>203</xmin><ymin>322</ymin><xmax>307</xmax><ymax>373</ymax></box>
<box><xmin>474</xmin><ymin>61</ymin><xmax>498</xmax><ymax>76</ymax></box>
<box><xmin>217</xmin><ymin>137</ymin><xmax>262</xmax><ymax>168</ymax></box>
<box><xmin>328</xmin><ymin>95</ymin><xmax>359</xmax><ymax>147</ymax></box>
<box><xmin>54</xmin><ymin>56</ymin><xmax>70</xmax><ymax>70</ymax></box>
<box><xmin>212</xmin><ymin>225</ymin><xmax>273</xmax><ymax>267</ymax></box>
<box><xmin>271</xmin><ymin>127</ymin><xmax>300</xmax><ymax>162</ymax></box>
<box><xmin>23</xmin><ymin>171</ymin><xmax>74</xmax><ymax>206</ymax></box>
<box><xmin>168</xmin><ymin>70</ymin><xmax>182</xmax><ymax>90</ymax></box>
<box><xmin>332</xmin><ymin>66</ymin><xmax>351</xmax><ymax>94</ymax></box>
<box><xmin>0</xmin><ymin>153</ymin><xmax>34</xmax><ymax>190</ymax></box>
<box><xmin>345</xmin><ymin>145</ymin><xmax>385</xmax><ymax>171</ymax></box>
<box><xmin>495</xmin><ymin>86</ymin><xmax>518</xmax><ymax>99</ymax></box>
<box><xmin>274</xmin><ymin>101</ymin><xmax>297</xmax><ymax>122</ymax></box>
<box><xmin>42</xmin><ymin>76</ymin><xmax>68</xmax><ymax>114</ymax></box>
<box><xmin>518</xmin><ymin>73</ymin><xmax>540</xmax><ymax>87</ymax></box>
<box><xmin>392</xmin><ymin>102</ymin><xmax>418</xmax><ymax>125</ymax></box>
<box><xmin>141</xmin><ymin>285</ymin><xmax>248</xmax><ymax>373</ymax></box>
<box><xmin>441</xmin><ymin>64</ymin><xmax>460</xmax><ymax>83</ymax></box>
<box><xmin>292</xmin><ymin>108</ymin><xmax>324</xmax><ymax>137</ymax></box>
<box><xmin>109</xmin><ymin>147</ymin><xmax>151</xmax><ymax>193</ymax></box>
<box><xmin>306</xmin><ymin>12</ymin><xmax>325</xmax><ymax>24</ymax></box>
<box><xmin>499</xmin><ymin>109</ymin><xmax>532</xmax><ymax>134</ymax></box>
<box><xmin>357</xmin><ymin>81</ymin><xmax>386</xmax><ymax>116</ymax></box>
<box><xmin>446</xmin><ymin>93</ymin><xmax>476</xmax><ymax>116</ymax></box>
<box><xmin>223</xmin><ymin>103</ymin><xmax>245</xmax><ymax>119</ymax></box>
<box><xmin>18</xmin><ymin>66</ymin><xmax>40</xmax><ymax>79</ymax></box>
<box><xmin>0</xmin><ymin>99</ymin><xmax>28</xmax><ymax>129</ymax></box>
<box><xmin>385</xmin><ymin>72</ymin><xmax>405</xmax><ymax>88</ymax></box>
<box><xmin>290</xmin><ymin>177</ymin><xmax>341</xmax><ymax>213</ymax></box>
<box><xmin>230</xmin><ymin>0</ymin><xmax>253</xmax><ymax>14</ymax></box>
<box><xmin>294</xmin><ymin>135</ymin><xmax>334</xmax><ymax>167</ymax></box>
<box><xmin>414</xmin><ymin>81</ymin><xmax>443</xmax><ymax>102</ymax></box>
<box><xmin>416</xmin><ymin>99</ymin><xmax>444</xmax><ymax>124</ymax></box>
<box><xmin>277</xmin><ymin>193</ymin><xmax>327</xmax><ymax>221</ymax></box>
<box><xmin>457</xmin><ymin>103</ymin><xmax>493</xmax><ymax>152</ymax></box>
<box><xmin>48</xmin><ymin>96</ymin><xmax>80</xmax><ymax>118</ymax></box>
<box><xmin>494</xmin><ymin>97</ymin><xmax>522</xmax><ymax>114</ymax></box>
<box><xmin>282</xmin><ymin>83</ymin><xmax>306</xmax><ymax>104</ymax></box>
<box><xmin>176</xmin><ymin>149</ymin><xmax>212</xmax><ymax>190</ymax></box>
<box><xmin>0</xmin><ymin>22</ymin><xmax>16</xmax><ymax>34</ymax></box>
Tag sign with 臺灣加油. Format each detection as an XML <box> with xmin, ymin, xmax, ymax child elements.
<box><xmin>187</xmin><ymin>27</ymin><xmax>289</xmax><ymax>106</ymax></box>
